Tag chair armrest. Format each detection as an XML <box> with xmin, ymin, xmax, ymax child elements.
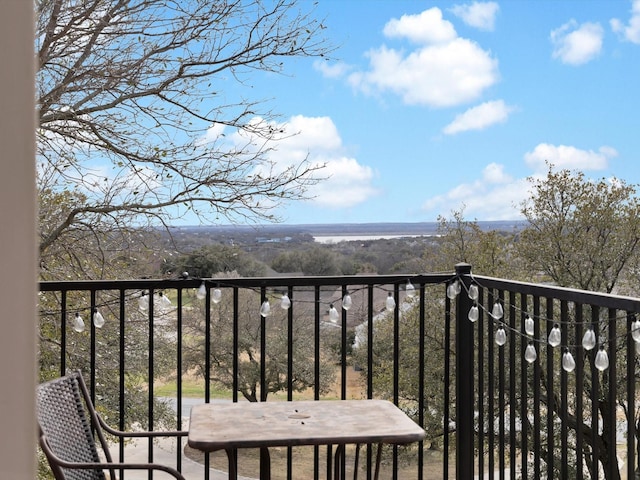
<box><xmin>40</xmin><ymin>434</ymin><xmax>187</xmax><ymax>480</ymax></box>
<box><xmin>97</xmin><ymin>414</ymin><xmax>188</xmax><ymax>439</ymax></box>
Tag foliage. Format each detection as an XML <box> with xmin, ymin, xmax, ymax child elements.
<box><xmin>162</xmin><ymin>243</ymin><xmax>267</xmax><ymax>278</ymax></box>
<box><xmin>36</xmin><ymin>0</ymin><xmax>333</xmax><ymax>268</ymax></box>
<box><xmin>518</xmin><ymin>165</ymin><xmax>640</xmax><ymax>293</ymax></box>
<box><xmin>271</xmin><ymin>246</ymin><xmax>342</xmax><ymax>275</ymax></box>
<box><xmin>351</xmin><ymin>293</ymin><xmax>449</xmax><ymax>444</ymax></box>
<box><xmin>181</xmin><ymin>273</ymin><xmax>336</xmax><ymax>401</ymax></box>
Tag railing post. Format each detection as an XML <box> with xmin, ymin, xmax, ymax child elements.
<box><xmin>455</xmin><ymin>263</ymin><xmax>474</xmax><ymax>479</ymax></box>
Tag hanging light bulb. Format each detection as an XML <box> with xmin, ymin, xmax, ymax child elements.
<box><xmin>524</xmin><ymin>314</ymin><xmax>534</xmax><ymax>336</ymax></box>
<box><xmin>196</xmin><ymin>282</ymin><xmax>207</xmax><ymax>300</ymax></box>
<box><xmin>211</xmin><ymin>288</ymin><xmax>222</xmax><ymax>304</ymax></box>
<box><xmin>329</xmin><ymin>304</ymin><xmax>339</xmax><ymax>323</ymax></box>
<box><xmin>385</xmin><ymin>292</ymin><xmax>396</xmax><ymax>311</ymax></box>
<box><xmin>524</xmin><ymin>342</ymin><xmax>537</xmax><ymax>363</ymax></box>
<box><xmin>582</xmin><ymin>328</ymin><xmax>597</xmax><ymax>350</ymax></box>
<box><xmin>548</xmin><ymin>324</ymin><xmax>561</xmax><ymax>347</ymax></box>
<box><xmin>468</xmin><ymin>284</ymin><xmax>479</xmax><ymax>301</ymax></box>
<box><xmin>280</xmin><ymin>293</ymin><xmax>291</xmax><ymax>310</ymax></box>
<box><xmin>447</xmin><ymin>280</ymin><xmax>460</xmax><ymax>299</ymax></box>
<box><xmin>73</xmin><ymin>312</ymin><xmax>85</xmax><ymax>333</ymax></box>
<box><xmin>455</xmin><ymin>280</ymin><xmax>461</xmax><ymax>295</ymax></box>
<box><xmin>562</xmin><ymin>349</ymin><xmax>576</xmax><ymax>372</ymax></box>
<box><xmin>491</xmin><ymin>302</ymin><xmax>504</xmax><ymax>320</ymax></box>
<box><xmin>260</xmin><ymin>300</ymin><xmax>271</xmax><ymax>317</ymax></box>
<box><xmin>495</xmin><ymin>326</ymin><xmax>507</xmax><ymax>346</ymax></box>
<box><xmin>636</xmin><ymin>341</ymin><xmax>640</xmax><ymax>355</ymax></box>
<box><xmin>93</xmin><ymin>309</ymin><xmax>105</xmax><ymax>328</ymax></box>
<box><xmin>157</xmin><ymin>292</ymin><xmax>172</xmax><ymax>313</ymax></box>
<box><xmin>468</xmin><ymin>305</ymin><xmax>479</xmax><ymax>323</ymax></box>
<box><xmin>595</xmin><ymin>346</ymin><xmax>609</xmax><ymax>371</ymax></box>
<box><xmin>631</xmin><ymin>316</ymin><xmax>640</xmax><ymax>343</ymax></box>
<box><xmin>138</xmin><ymin>292</ymin><xmax>149</xmax><ymax>311</ymax></box>
<box><xmin>342</xmin><ymin>293</ymin><xmax>352</xmax><ymax>311</ymax></box>
<box><xmin>405</xmin><ymin>280</ymin><xmax>416</xmax><ymax>298</ymax></box>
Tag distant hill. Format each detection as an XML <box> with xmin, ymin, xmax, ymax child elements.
<box><xmin>169</xmin><ymin>220</ymin><xmax>526</xmax><ymax>237</ymax></box>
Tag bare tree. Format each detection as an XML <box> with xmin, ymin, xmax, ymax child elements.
<box><xmin>36</xmin><ymin>0</ymin><xmax>332</xmax><ymax>270</ymax></box>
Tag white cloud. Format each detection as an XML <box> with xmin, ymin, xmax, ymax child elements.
<box><xmin>450</xmin><ymin>2</ymin><xmax>500</xmax><ymax>31</ymax></box>
<box><xmin>383</xmin><ymin>8</ymin><xmax>457</xmax><ymax>44</ymax></box>
<box><xmin>524</xmin><ymin>143</ymin><xmax>617</xmax><ymax>172</ymax></box>
<box><xmin>421</xmin><ymin>163</ymin><xmax>528</xmax><ymax>220</ymax></box>
<box><xmin>209</xmin><ymin>115</ymin><xmax>378</xmax><ymax>209</ymax></box>
<box><xmin>550</xmin><ymin>20</ymin><xmax>604</xmax><ymax>65</ymax></box>
<box><xmin>348</xmin><ymin>7</ymin><xmax>499</xmax><ymax>108</ymax></box>
<box><xmin>611</xmin><ymin>0</ymin><xmax>640</xmax><ymax>43</ymax></box>
<box><xmin>443</xmin><ymin>99</ymin><xmax>515</xmax><ymax>134</ymax></box>
<box><xmin>313</xmin><ymin>59</ymin><xmax>352</xmax><ymax>79</ymax></box>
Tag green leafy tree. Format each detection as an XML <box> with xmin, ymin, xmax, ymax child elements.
<box><xmin>518</xmin><ymin>165</ymin><xmax>640</xmax><ymax>293</ymax></box>
<box><xmin>182</xmin><ymin>273</ymin><xmax>336</xmax><ymax>401</ymax></box>
<box><xmin>518</xmin><ymin>165</ymin><xmax>640</xmax><ymax>479</ymax></box>
<box><xmin>163</xmin><ymin>243</ymin><xmax>267</xmax><ymax>278</ymax></box>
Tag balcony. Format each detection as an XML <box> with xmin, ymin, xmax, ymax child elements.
<box><xmin>38</xmin><ymin>264</ymin><xmax>640</xmax><ymax>479</ymax></box>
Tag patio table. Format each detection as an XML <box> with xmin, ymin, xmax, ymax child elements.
<box><xmin>188</xmin><ymin>399</ymin><xmax>425</xmax><ymax>480</ymax></box>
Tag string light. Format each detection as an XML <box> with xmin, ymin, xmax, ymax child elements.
<box><xmin>93</xmin><ymin>309</ymin><xmax>105</xmax><ymax>328</ymax></box>
<box><xmin>595</xmin><ymin>346</ymin><xmax>609</xmax><ymax>371</ymax></box>
<box><xmin>211</xmin><ymin>288</ymin><xmax>222</xmax><ymax>304</ymax></box>
<box><xmin>524</xmin><ymin>342</ymin><xmax>537</xmax><ymax>363</ymax></box>
<box><xmin>632</xmin><ymin>316</ymin><xmax>640</xmax><ymax>342</ymax></box>
<box><xmin>491</xmin><ymin>301</ymin><xmax>504</xmax><ymax>320</ymax></box>
<box><xmin>405</xmin><ymin>280</ymin><xmax>416</xmax><ymax>298</ymax></box>
<box><xmin>280</xmin><ymin>293</ymin><xmax>291</xmax><ymax>310</ymax></box>
<box><xmin>329</xmin><ymin>304</ymin><xmax>339</xmax><ymax>323</ymax></box>
<box><xmin>548</xmin><ymin>324</ymin><xmax>561</xmax><ymax>347</ymax></box>
<box><xmin>447</xmin><ymin>280</ymin><xmax>461</xmax><ymax>299</ymax></box>
<box><xmin>259</xmin><ymin>300</ymin><xmax>271</xmax><ymax>318</ymax></box>
<box><xmin>386</xmin><ymin>293</ymin><xmax>396</xmax><ymax>311</ymax></box>
<box><xmin>524</xmin><ymin>314</ymin><xmax>534</xmax><ymax>336</ymax></box>
<box><xmin>196</xmin><ymin>282</ymin><xmax>207</xmax><ymax>300</ymax></box>
<box><xmin>582</xmin><ymin>328</ymin><xmax>597</xmax><ymax>350</ymax></box>
<box><xmin>562</xmin><ymin>349</ymin><xmax>576</xmax><ymax>372</ymax></box>
<box><xmin>138</xmin><ymin>292</ymin><xmax>149</xmax><ymax>312</ymax></box>
<box><xmin>342</xmin><ymin>293</ymin><xmax>352</xmax><ymax>311</ymax></box>
<box><xmin>73</xmin><ymin>312</ymin><xmax>85</xmax><ymax>333</ymax></box>
<box><xmin>495</xmin><ymin>326</ymin><xmax>507</xmax><ymax>346</ymax></box>
<box><xmin>468</xmin><ymin>305</ymin><xmax>479</xmax><ymax>323</ymax></box>
<box><xmin>468</xmin><ymin>284</ymin><xmax>479</xmax><ymax>301</ymax></box>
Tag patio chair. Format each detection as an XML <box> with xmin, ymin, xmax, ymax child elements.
<box><xmin>36</xmin><ymin>370</ymin><xmax>188</xmax><ymax>480</ymax></box>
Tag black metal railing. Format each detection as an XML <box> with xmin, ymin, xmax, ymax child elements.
<box><xmin>38</xmin><ymin>266</ymin><xmax>640</xmax><ymax>479</ymax></box>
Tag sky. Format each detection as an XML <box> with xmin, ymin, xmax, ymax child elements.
<box><xmin>199</xmin><ymin>0</ymin><xmax>640</xmax><ymax>225</ymax></box>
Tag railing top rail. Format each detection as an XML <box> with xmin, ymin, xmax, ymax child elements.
<box><xmin>38</xmin><ymin>272</ymin><xmax>455</xmax><ymax>292</ymax></box>
<box><xmin>468</xmin><ymin>273</ymin><xmax>640</xmax><ymax>312</ymax></box>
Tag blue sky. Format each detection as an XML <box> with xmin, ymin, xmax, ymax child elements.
<box><xmin>201</xmin><ymin>1</ymin><xmax>640</xmax><ymax>225</ymax></box>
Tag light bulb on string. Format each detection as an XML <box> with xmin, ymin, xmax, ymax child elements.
<box><xmin>582</xmin><ymin>328</ymin><xmax>597</xmax><ymax>350</ymax></box>
<box><xmin>386</xmin><ymin>293</ymin><xmax>396</xmax><ymax>311</ymax></box>
<box><xmin>329</xmin><ymin>304</ymin><xmax>340</xmax><ymax>323</ymax></box>
<box><xmin>342</xmin><ymin>293</ymin><xmax>352</xmax><ymax>311</ymax></box>
<box><xmin>405</xmin><ymin>280</ymin><xmax>416</xmax><ymax>299</ymax></box>
<box><xmin>260</xmin><ymin>300</ymin><xmax>271</xmax><ymax>318</ymax></box>
<box><xmin>636</xmin><ymin>341</ymin><xmax>640</xmax><ymax>356</ymax></box>
<box><xmin>595</xmin><ymin>346</ymin><xmax>609</xmax><ymax>371</ymax></box>
<box><xmin>562</xmin><ymin>349</ymin><xmax>576</xmax><ymax>372</ymax></box>
<box><xmin>73</xmin><ymin>312</ymin><xmax>85</xmax><ymax>333</ymax></box>
<box><xmin>548</xmin><ymin>324</ymin><xmax>561</xmax><ymax>347</ymax></box>
<box><xmin>524</xmin><ymin>342</ymin><xmax>537</xmax><ymax>363</ymax></box>
<box><xmin>491</xmin><ymin>302</ymin><xmax>504</xmax><ymax>320</ymax></box>
<box><xmin>196</xmin><ymin>282</ymin><xmax>207</xmax><ymax>300</ymax></box>
<box><xmin>468</xmin><ymin>305</ymin><xmax>479</xmax><ymax>323</ymax></box>
<box><xmin>524</xmin><ymin>314</ymin><xmax>534</xmax><ymax>336</ymax></box>
<box><xmin>138</xmin><ymin>292</ymin><xmax>149</xmax><ymax>312</ymax></box>
<box><xmin>93</xmin><ymin>309</ymin><xmax>105</xmax><ymax>328</ymax></box>
<box><xmin>447</xmin><ymin>280</ymin><xmax>460</xmax><ymax>299</ymax></box>
<box><xmin>468</xmin><ymin>284</ymin><xmax>479</xmax><ymax>301</ymax></box>
<box><xmin>631</xmin><ymin>316</ymin><xmax>640</xmax><ymax>343</ymax></box>
<box><xmin>211</xmin><ymin>288</ymin><xmax>222</xmax><ymax>304</ymax></box>
<box><xmin>495</xmin><ymin>326</ymin><xmax>507</xmax><ymax>346</ymax></box>
<box><xmin>280</xmin><ymin>293</ymin><xmax>291</xmax><ymax>310</ymax></box>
